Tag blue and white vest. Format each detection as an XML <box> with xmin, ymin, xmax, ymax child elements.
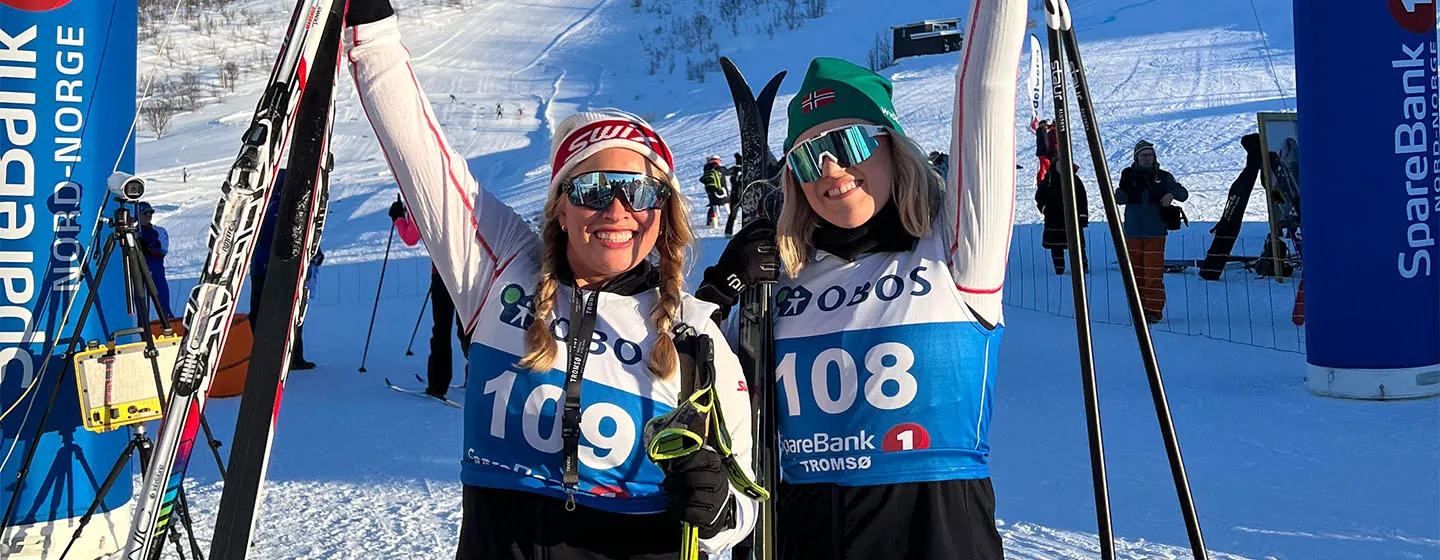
<box><xmin>459</xmin><ymin>261</ymin><xmax>749</xmax><ymax>514</ymax></box>
<box><xmin>773</xmin><ymin>232</ymin><xmax>1002</xmax><ymax>486</ymax></box>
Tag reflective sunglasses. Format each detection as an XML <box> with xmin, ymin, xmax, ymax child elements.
<box><xmin>560</xmin><ymin>171</ymin><xmax>671</xmax><ymax>211</ymax></box>
<box><xmin>784</xmin><ymin>124</ymin><xmax>890</xmax><ymax>184</ymax></box>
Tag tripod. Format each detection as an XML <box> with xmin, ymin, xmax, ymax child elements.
<box><xmin>58</xmin><ymin>426</ymin><xmax>204</xmax><ymax>560</ymax></box>
<box><xmin>0</xmin><ymin>198</ymin><xmax>224</xmax><ymax>559</ymax></box>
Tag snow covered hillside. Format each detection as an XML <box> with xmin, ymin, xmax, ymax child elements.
<box><xmin>120</xmin><ymin>0</ymin><xmax>1437</xmax><ymax>559</ymax></box>
<box><xmin>138</xmin><ymin>0</ymin><xmax>1297</xmax><ymax>277</ymax></box>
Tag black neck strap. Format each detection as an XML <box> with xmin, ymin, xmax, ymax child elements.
<box><xmin>560</xmin><ymin>287</ymin><xmax>599</xmax><ymax>509</ymax></box>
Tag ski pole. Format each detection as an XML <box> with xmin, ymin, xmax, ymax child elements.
<box><xmin>358</xmin><ymin>197</ymin><xmax>398</xmax><ymax>373</ymax></box>
<box><xmin>1043</xmin><ymin>2</ymin><xmax>1115</xmax><ymax>557</ymax></box>
<box><xmin>405</xmin><ymin>287</ymin><xmax>432</xmax><ymax>356</ymax></box>
<box><xmin>1053</xmin><ymin>0</ymin><xmax>1208</xmax><ymax>555</ymax></box>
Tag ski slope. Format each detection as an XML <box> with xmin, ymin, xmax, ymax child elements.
<box><xmin>119</xmin><ymin>0</ymin><xmax>1438</xmax><ymax>558</ymax></box>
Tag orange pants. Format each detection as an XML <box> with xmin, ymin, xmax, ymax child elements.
<box><xmin>1126</xmin><ymin>237</ymin><xmax>1167</xmax><ymax>319</ymax></box>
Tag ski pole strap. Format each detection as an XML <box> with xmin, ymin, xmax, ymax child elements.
<box><xmin>663</xmin><ymin>324</ymin><xmax>771</xmax><ymax>502</ymax></box>
<box><xmin>708</xmin><ymin>393</ymin><xmax>770</xmax><ymax>502</ymax></box>
<box><xmin>560</xmin><ymin>288</ymin><xmax>600</xmax><ymax>510</ymax></box>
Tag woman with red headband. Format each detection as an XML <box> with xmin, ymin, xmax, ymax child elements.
<box><xmin>345</xmin><ymin>2</ymin><xmax>758</xmax><ymax>557</ymax></box>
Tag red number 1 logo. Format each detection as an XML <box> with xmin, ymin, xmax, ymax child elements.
<box><xmin>882</xmin><ymin>423</ymin><xmax>931</xmax><ymax>452</ymax></box>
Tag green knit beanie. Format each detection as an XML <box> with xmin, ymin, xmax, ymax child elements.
<box><xmin>783</xmin><ymin>57</ymin><xmax>905</xmax><ymax>153</ymax></box>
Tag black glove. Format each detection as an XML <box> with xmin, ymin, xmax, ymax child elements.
<box><xmin>659</xmin><ymin>449</ymin><xmax>735</xmax><ymax>539</ymax></box>
<box><xmin>347</xmin><ymin>0</ymin><xmax>395</xmax><ymax>26</ymax></box>
<box><xmin>695</xmin><ymin>219</ymin><xmax>779</xmax><ymax>312</ymax></box>
<box><xmin>388</xmin><ymin>200</ymin><xmax>406</xmax><ymax>221</ymax></box>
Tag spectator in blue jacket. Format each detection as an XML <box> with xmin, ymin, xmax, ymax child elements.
<box><xmin>1116</xmin><ymin>140</ymin><xmax>1188</xmax><ymax>323</ymax></box>
<box><xmin>136</xmin><ymin>202</ymin><xmax>174</xmax><ymax>320</ymax></box>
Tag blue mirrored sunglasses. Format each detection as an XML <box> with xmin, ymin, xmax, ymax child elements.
<box><xmin>784</xmin><ymin>124</ymin><xmax>889</xmax><ymax>184</ymax></box>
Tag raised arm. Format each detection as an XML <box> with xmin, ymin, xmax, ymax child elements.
<box><xmin>939</xmin><ymin>0</ymin><xmax>1026</xmax><ymax>327</ymax></box>
<box><xmin>346</xmin><ymin>17</ymin><xmax>537</xmax><ymax>331</ymax></box>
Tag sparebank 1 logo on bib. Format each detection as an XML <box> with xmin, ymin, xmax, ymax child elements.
<box><xmin>0</xmin><ymin>0</ymin><xmax>72</xmax><ymax>11</ymax></box>
<box><xmin>1389</xmin><ymin>0</ymin><xmax>1436</xmax><ymax>34</ymax></box>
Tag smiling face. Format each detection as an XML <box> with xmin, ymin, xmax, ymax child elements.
<box><xmin>556</xmin><ymin>147</ymin><xmax>666</xmax><ymax>287</ymax></box>
<box><xmin>791</xmin><ymin>118</ymin><xmax>895</xmax><ymax>229</ymax></box>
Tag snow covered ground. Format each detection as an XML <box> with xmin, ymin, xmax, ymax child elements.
<box><xmin>163</xmin><ymin>244</ymin><xmax>1437</xmax><ymax>560</ymax></box>
<box><xmin>38</xmin><ymin>0</ymin><xmax>1438</xmax><ymax>557</ymax></box>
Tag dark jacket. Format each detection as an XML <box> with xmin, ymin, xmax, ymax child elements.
<box><xmin>699</xmin><ymin>162</ymin><xmax>729</xmax><ymax>206</ymax></box>
<box><xmin>1035</xmin><ymin>170</ymin><xmax>1088</xmax><ymax>249</ymax></box>
<box><xmin>1116</xmin><ymin>165</ymin><xmax>1187</xmax><ymax>238</ymax></box>
<box><xmin>727</xmin><ymin>163</ymin><xmax>744</xmax><ymax>205</ymax></box>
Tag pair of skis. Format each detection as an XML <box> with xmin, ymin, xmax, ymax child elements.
<box><xmin>126</xmin><ymin>1</ymin><xmax>348</xmax><ymax>559</ymax></box>
<box><xmin>384</xmin><ymin>377</ymin><xmax>463</xmax><ymax>408</ymax></box>
<box><xmin>718</xmin><ymin>57</ymin><xmax>785</xmax><ymax>560</ymax></box>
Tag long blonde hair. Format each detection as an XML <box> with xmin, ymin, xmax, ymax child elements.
<box><xmin>515</xmin><ymin>173</ymin><xmax>693</xmax><ymax>380</ymax></box>
<box><xmin>776</xmin><ymin>129</ymin><xmax>943</xmax><ymax>277</ymax></box>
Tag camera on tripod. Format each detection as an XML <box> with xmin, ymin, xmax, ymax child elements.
<box><xmin>107</xmin><ymin>171</ymin><xmax>147</xmax><ymax>202</ymax></box>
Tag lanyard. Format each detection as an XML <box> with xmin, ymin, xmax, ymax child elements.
<box><xmin>560</xmin><ymin>287</ymin><xmax>599</xmax><ymax>510</ymax></box>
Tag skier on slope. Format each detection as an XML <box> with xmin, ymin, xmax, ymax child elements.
<box><xmin>694</xmin><ymin>1</ymin><xmax>1025</xmax><ymax>557</ymax></box>
<box><xmin>699</xmin><ymin>155</ymin><xmax>730</xmax><ymax>228</ymax></box>
<box><xmin>345</xmin><ymin>2</ymin><xmax>759</xmax><ymax>557</ymax></box>
<box><xmin>391</xmin><ymin>199</ymin><xmax>472</xmax><ymax>398</ymax></box>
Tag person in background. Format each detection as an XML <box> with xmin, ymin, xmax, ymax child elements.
<box><xmin>927</xmin><ymin>151</ymin><xmax>950</xmax><ymax>180</ymax></box>
<box><xmin>391</xmin><ymin>199</ymin><xmax>472</xmax><ymax>398</ymax></box>
<box><xmin>1036</xmin><ymin>162</ymin><xmax>1090</xmax><ymax>275</ymax></box>
<box><xmin>725</xmin><ymin>152</ymin><xmax>745</xmax><ymax>236</ymax></box>
<box><xmin>136</xmin><ymin>201</ymin><xmax>174</xmax><ymax>320</ymax></box>
<box><xmin>699</xmin><ymin>155</ymin><xmax>730</xmax><ymax>228</ymax></box>
<box><xmin>250</xmin><ymin>169</ymin><xmax>317</xmax><ymax>370</ymax></box>
<box><xmin>1116</xmin><ymin>140</ymin><xmax>1188</xmax><ymax>323</ymax></box>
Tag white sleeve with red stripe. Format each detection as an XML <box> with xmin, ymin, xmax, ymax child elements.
<box><xmin>940</xmin><ymin>0</ymin><xmax>1025</xmax><ymax>327</ymax></box>
<box><xmin>346</xmin><ymin>17</ymin><xmax>538</xmax><ymax>330</ymax></box>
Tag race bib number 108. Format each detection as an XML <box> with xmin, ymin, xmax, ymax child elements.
<box><xmin>773</xmin><ymin>322</ymin><xmax>995</xmax><ymax>483</ymax></box>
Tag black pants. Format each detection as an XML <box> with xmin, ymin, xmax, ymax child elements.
<box><xmin>725</xmin><ymin>192</ymin><xmax>742</xmax><ymax>236</ymax></box>
<box><xmin>776</xmin><ymin>478</ymin><xmax>1003</xmax><ymax>560</ymax></box>
<box><xmin>457</xmin><ymin>486</ymin><xmax>685</xmax><ymax>560</ymax></box>
<box><xmin>428</xmin><ymin>268</ymin><xmax>472</xmax><ymax>395</ymax></box>
<box><xmin>1050</xmin><ymin>247</ymin><xmax>1090</xmax><ymax>274</ymax></box>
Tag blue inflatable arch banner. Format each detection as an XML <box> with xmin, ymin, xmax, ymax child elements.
<box><xmin>2</xmin><ymin>0</ymin><xmax>138</xmax><ymax>556</ymax></box>
<box><xmin>1294</xmin><ymin>0</ymin><xmax>1440</xmax><ymax>398</ymax></box>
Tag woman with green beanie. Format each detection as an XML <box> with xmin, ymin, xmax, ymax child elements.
<box><xmin>695</xmin><ymin>0</ymin><xmax>1026</xmax><ymax>557</ymax></box>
